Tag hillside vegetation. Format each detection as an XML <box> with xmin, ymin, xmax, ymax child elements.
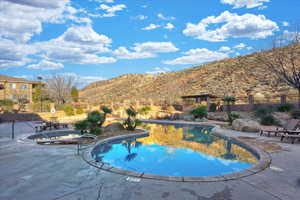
<box><xmin>80</xmin><ymin>50</ymin><xmax>293</xmax><ymax>105</ymax></box>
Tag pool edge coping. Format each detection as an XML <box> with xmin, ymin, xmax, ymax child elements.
<box><xmin>81</xmin><ymin>122</ymin><xmax>271</xmax><ymax>182</ymax></box>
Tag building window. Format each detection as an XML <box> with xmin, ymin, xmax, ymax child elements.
<box><xmin>21</xmin><ymin>84</ymin><xmax>28</xmax><ymax>89</ymax></box>
<box><xmin>10</xmin><ymin>83</ymin><xmax>16</xmax><ymax>89</ymax></box>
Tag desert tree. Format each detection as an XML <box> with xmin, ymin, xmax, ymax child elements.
<box><xmin>44</xmin><ymin>74</ymin><xmax>78</xmax><ymax>105</ymax></box>
<box><xmin>257</xmin><ymin>30</ymin><xmax>300</xmax><ymax>107</ymax></box>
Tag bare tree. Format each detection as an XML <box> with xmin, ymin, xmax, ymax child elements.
<box><xmin>257</xmin><ymin>31</ymin><xmax>300</xmax><ymax>107</ymax></box>
<box><xmin>45</xmin><ymin>74</ymin><xmax>78</xmax><ymax>104</ymax></box>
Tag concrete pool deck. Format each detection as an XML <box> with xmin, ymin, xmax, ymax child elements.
<box><xmin>1</xmin><ymin>121</ymin><xmax>300</xmax><ymax>200</ymax></box>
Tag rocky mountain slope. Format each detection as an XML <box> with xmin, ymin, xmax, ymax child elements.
<box><xmin>79</xmin><ymin>50</ymin><xmax>294</xmax><ymax>105</ymax></box>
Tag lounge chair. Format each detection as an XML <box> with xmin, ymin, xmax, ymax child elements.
<box><xmin>260</xmin><ymin>119</ymin><xmax>300</xmax><ymax>137</ymax></box>
<box><xmin>280</xmin><ymin>130</ymin><xmax>300</xmax><ymax>144</ymax></box>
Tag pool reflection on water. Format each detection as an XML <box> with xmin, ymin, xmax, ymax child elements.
<box><xmin>91</xmin><ymin>123</ymin><xmax>258</xmax><ymax>177</ymax></box>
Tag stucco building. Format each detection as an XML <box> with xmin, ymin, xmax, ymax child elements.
<box><xmin>0</xmin><ymin>75</ymin><xmax>39</xmax><ymax>103</ymax></box>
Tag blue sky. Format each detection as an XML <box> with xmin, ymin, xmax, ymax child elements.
<box><xmin>0</xmin><ymin>0</ymin><xmax>299</xmax><ymax>86</ymax></box>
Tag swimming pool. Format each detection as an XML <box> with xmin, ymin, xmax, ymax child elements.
<box><xmin>87</xmin><ymin>122</ymin><xmax>269</xmax><ymax>181</ymax></box>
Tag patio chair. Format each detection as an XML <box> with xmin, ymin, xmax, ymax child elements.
<box><xmin>280</xmin><ymin>130</ymin><xmax>300</xmax><ymax>144</ymax></box>
<box><xmin>260</xmin><ymin>119</ymin><xmax>300</xmax><ymax>137</ymax></box>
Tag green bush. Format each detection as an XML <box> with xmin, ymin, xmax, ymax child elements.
<box><xmin>61</xmin><ymin>104</ymin><xmax>75</xmax><ymax>116</ymax></box>
<box><xmin>0</xmin><ymin>99</ymin><xmax>14</xmax><ymax>112</ymax></box>
<box><xmin>31</xmin><ymin>101</ymin><xmax>51</xmax><ymax>112</ymax></box>
<box><xmin>138</xmin><ymin>106</ymin><xmax>152</xmax><ymax>115</ymax></box>
<box><xmin>260</xmin><ymin>115</ymin><xmax>278</xmax><ymax>125</ymax></box>
<box><xmin>190</xmin><ymin>106</ymin><xmax>208</xmax><ymax>119</ymax></box>
<box><xmin>209</xmin><ymin>103</ymin><xmax>217</xmax><ymax>112</ymax></box>
<box><xmin>74</xmin><ymin>120</ymin><xmax>89</xmax><ymax>134</ymax></box>
<box><xmin>100</xmin><ymin>105</ymin><xmax>112</xmax><ymax>114</ymax></box>
<box><xmin>229</xmin><ymin>113</ymin><xmax>240</xmax><ymax>124</ymax></box>
<box><xmin>76</xmin><ymin>108</ymin><xmax>84</xmax><ymax>115</ymax></box>
<box><xmin>87</xmin><ymin>111</ymin><xmax>104</xmax><ymax>124</ymax></box>
<box><xmin>90</xmin><ymin>126</ymin><xmax>102</xmax><ymax>135</ymax></box>
<box><xmin>291</xmin><ymin>109</ymin><xmax>300</xmax><ymax>119</ymax></box>
<box><xmin>254</xmin><ymin>106</ymin><xmax>274</xmax><ymax>118</ymax></box>
<box><xmin>277</xmin><ymin>103</ymin><xmax>294</xmax><ymax>112</ymax></box>
<box><xmin>123</xmin><ymin>107</ymin><xmax>140</xmax><ymax>131</ymax></box>
<box><xmin>75</xmin><ymin>110</ymin><xmax>107</xmax><ymax>135</ymax></box>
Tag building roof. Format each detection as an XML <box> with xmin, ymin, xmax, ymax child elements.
<box><xmin>0</xmin><ymin>75</ymin><xmax>39</xmax><ymax>84</ymax></box>
<box><xmin>181</xmin><ymin>94</ymin><xmax>218</xmax><ymax>99</ymax></box>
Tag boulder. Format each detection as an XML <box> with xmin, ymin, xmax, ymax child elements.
<box><xmin>171</xmin><ymin>113</ymin><xmax>184</xmax><ymax>120</ymax></box>
<box><xmin>182</xmin><ymin>115</ymin><xmax>194</xmax><ymax>121</ymax></box>
<box><xmin>273</xmin><ymin>112</ymin><xmax>292</xmax><ymax>126</ymax></box>
<box><xmin>207</xmin><ymin>112</ymin><xmax>228</xmax><ymax>122</ymax></box>
<box><xmin>195</xmin><ymin>118</ymin><xmax>209</xmax><ymax>122</ymax></box>
<box><xmin>104</xmin><ymin>122</ymin><xmax>125</xmax><ymax>132</ymax></box>
<box><xmin>232</xmin><ymin>119</ymin><xmax>260</xmax><ymax>133</ymax></box>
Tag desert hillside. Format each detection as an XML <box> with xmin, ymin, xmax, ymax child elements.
<box><xmin>80</xmin><ymin>49</ymin><xmax>296</xmax><ymax>105</ymax></box>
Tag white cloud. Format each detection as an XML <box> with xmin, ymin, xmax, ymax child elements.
<box><xmin>133</xmin><ymin>15</ymin><xmax>148</xmax><ymax>20</ymax></box>
<box><xmin>183</xmin><ymin>11</ymin><xmax>278</xmax><ymax>42</ymax></box>
<box><xmin>219</xmin><ymin>46</ymin><xmax>231</xmax><ymax>52</ymax></box>
<box><xmin>35</xmin><ymin>25</ymin><xmax>116</xmax><ymax>64</ymax></box>
<box><xmin>113</xmin><ymin>42</ymin><xmax>179</xmax><ymax>60</ymax></box>
<box><xmin>0</xmin><ymin>0</ymin><xmax>94</xmax><ymax>68</ymax></box>
<box><xmin>133</xmin><ymin>42</ymin><xmax>179</xmax><ymax>53</ymax></box>
<box><xmin>96</xmin><ymin>4</ymin><xmax>126</xmax><ymax>17</ymax></box>
<box><xmin>142</xmin><ymin>24</ymin><xmax>161</xmax><ymax>31</ymax></box>
<box><xmin>164</xmin><ymin>23</ymin><xmax>175</xmax><ymax>30</ymax></box>
<box><xmin>0</xmin><ymin>38</ymin><xmax>36</xmax><ymax>68</ymax></box>
<box><xmin>221</xmin><ymin>0</ymin><xmax>270</xmax><ymax>9</ymax></box>
<box><xmin>157</xmin><ymin>13</ymin><xmax>175</xmax><ymax>21</ymax></box>
<box><xmin>27</xmin><ymin>60</ymin><xmax>64</xmax><ymax>70</ymax></box>
<box><xmin>0</xmin><ymin>0</ymin><xmax>70</xmax><ymax>42</ymax></box>
<box><xmin>93</xmin><ymin>0</ymin><xmax>114</xmax><ymax>3</ymax></box>
<box><xmin>2</xmin><ymin>0</ymin><xmax>69</xmax><ymax>9</ymax></box>
<box><xmin>0</xmin><ymin>0</ymin><xmax>88</xmax><ymax>43</ymax></box>
<box><xmin>164</xmin><ymin>48</ymin><xmax>228</xmax><ymax>65</ymax></box>
<box><xmin>282</xmin><ymin>30</ymin><xmax>299</xmax><ymax>41</ymax></box>
<box><xmin>112</xmin><ymin>47</ymin><xmax>154</xmax><ymax>59</ymax></box>
<box><xmin>146</xmin><ymin>67</ymin><xmax>171</xmax><ymax>75</ymax></box>
<box><xmin>54</xmin><ymin>72</ymin><xmax>106</xmax><ymax>88</ymax></box>
<box><xmin>282</xmin><ymin>21</ymin><xmax>289</xmax><ymax>27</ymax></box>
<box><xmin>234</xmin><ymin>43</ymin><xmax>246</xmax><ymax>49</ymax></box>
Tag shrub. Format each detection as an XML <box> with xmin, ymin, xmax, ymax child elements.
<box><xmin>209</xmin><ymin>103</ymin><xmax>217</xmax><ymax>112</ymax></box>
<box><xmin>138</xmin><ymin>106</ymin><xmax>152</xmax><ymax>115</ymax></box>
<box><xmin>229</xmin><ymin>113</ymin><xmax>240</xmax><ymax>124</ymax></box>
<box><xmin>74</xmin><ymin>120</ymin><xmax>89</xmax><ymax>134</ymax></box>
<box><xmin>90</xmin><ymin>126</ymin><xmax>102</xmax><ymax>135</ymax></box>
<box><xmin>31</xmin><ymin>101</ymin><xmax>51</xmax><ymax>112</ymax></box>
<box><xmin>75</xmin><ymin>111</ymin><xmax>107</xmax><ymax>135</ymax></box>
<box><xmin>87</xmin><ymin>111</ymin><xmax>104</xmax><ymax>124</ymax></box>
<box><xmin>123</xmin><ymin>107</ymin><xmax>141</xmax><ymax>131</ymax></box>
<box><xmin>254</xmin><ymin>106</ymin><xmax>274</xmax><ymax>118</ymax></box>
<box><xmin>0</xmin><ymin>99</ymin><xmax>14</xmax><ymax>112</ymax></box>
<box><xmin>277</xmin><ymin>103</ymin><xmax>294</xmax><ymax>112</ymax></box>
<box><xmin>260</xmin><ymin>115</ymin><xmax>278</xmax><ymax>126</ymax></box>
<box><xmin>291</xmin><ymin>109</ymin><xmax>300</xmax><ymax>119</ymax></box>
<box><xmin>100</xmin><ymin>105</ymin><xmax>112</xmax><ymax>115</ymax></box>
<box><xmin>76</xmin><ymin>108</ymin><xmax>84</xmax><ymax>115</ymax></box>
<box><xmin>190</xmin><ymin>106</ymin><xmax>208</xmax><ymax>119</ymax></box>
<box><xmin>61</xmin><ymin>104</ymin><xmax>75</xmax><ymax>116</ymax></box>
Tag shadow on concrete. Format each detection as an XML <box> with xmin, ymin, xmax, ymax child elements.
<box><xmin>0</xmin><ymin>113</ymin><xmax>43</xmax><ymax>123</ymax></box>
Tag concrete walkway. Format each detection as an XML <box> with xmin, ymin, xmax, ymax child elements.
<box><xmin>0</xmin><ymin>121</ymin><xmax>300</xmax><ymax>200</ymax></box>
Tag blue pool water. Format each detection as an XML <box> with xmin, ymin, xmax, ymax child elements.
<box><xmin>91</xmin><ymin>123</ymin><xmax>258</xmax><ymax>177</ymax></box>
